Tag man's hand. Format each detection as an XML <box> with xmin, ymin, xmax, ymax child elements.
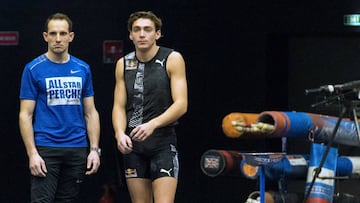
<box><xmin>29</xmin><ymin>154</ymin><xmax>47</xmax><ymax>177</ymax></box>
<box><xmin>85</xmin><ymin>151</ymin><xmax>100</xmax><ymax>175</ymax></box>
<box><xmin>117</xmin><ymin>134</ymin><xmax>133</xmax><ymax>154</ymax></box>
<box><xmin>129</xmin><ymin>122</ymin><xmax>155</xmax><ymax>142</ymax></box>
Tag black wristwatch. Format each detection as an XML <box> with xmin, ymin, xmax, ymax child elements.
<box><xmin>90</xmin><ymin>147</ymin><xmax>101</xmax><ymax>156</ymax></box>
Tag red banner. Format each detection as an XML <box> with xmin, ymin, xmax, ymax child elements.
<box><xmin>0</xmin><ymin>31</ymin><xmax>19</xmax><ymax>45</ymax></box>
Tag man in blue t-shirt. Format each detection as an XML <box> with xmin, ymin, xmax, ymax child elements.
<box><xmin>19</xmin><ymin>13</ymin><xmax>101</xmax><ymax>203</ymax></box>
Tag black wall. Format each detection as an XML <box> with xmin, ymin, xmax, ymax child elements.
<box><xmin>1</xmin><ymin>0</ymin><xmax>360</xmax><ymax>202</ymax></box>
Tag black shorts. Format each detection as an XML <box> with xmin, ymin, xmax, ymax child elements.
<box><xmin>31</xmin><ymin>147</ymin><xmax>87</xmax><ymax>203</ymax></box>
<box><xmin>124</xmin><ymin>127</ymin><xmax>179</xmax><ymax>180</ymax></box>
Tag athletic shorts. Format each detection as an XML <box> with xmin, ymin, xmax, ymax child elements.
<box><xmin>123</xmin><ymin>127</ymin><xmax>179</xmax><ymax>180</ymax></box>
<box><xmin>30</xmin><ymin>147</ymin><xmax>87</xmax><ymax>203</ymax></box>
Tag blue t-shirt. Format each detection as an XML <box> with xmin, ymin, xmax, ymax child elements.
<box><xmin>19</xmin><ymin>54</ymin><xmax>94</xmax><ymax>147</ymax></box>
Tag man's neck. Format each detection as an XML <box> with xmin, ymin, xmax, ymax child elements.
<box><xmin>136</xmin><ymin>45</ymin><xmax>159</xmax><ymax>62</ymax></box>
<box><xmin>46</xmin><ymin>52</ymin><xmax>70</xmax><ymax>63</ymax></box>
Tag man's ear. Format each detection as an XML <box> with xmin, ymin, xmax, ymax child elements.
<box><xmin>42</xmin><ymin>32</ymin><xmax>48</xmax><ymax>42</ymax></box>
<box><xmin>155</xmin><ymin>30</ymin><xmax>161</xmax><ymax>40</ymax></box>
<box><xmin>69</xmin><ymin>32</ymin><xmax>74</xmax><ymax>42</ymax></box>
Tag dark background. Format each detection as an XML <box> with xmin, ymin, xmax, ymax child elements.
<box><xmin>2</xmin><ymin>0</ymin><xmax>360</xmax><ymax>202</ymax></box>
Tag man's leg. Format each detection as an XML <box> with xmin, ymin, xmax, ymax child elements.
<box><xmin>54</xmin><ymin>148</ymin><xmax>87</xmax><ymax>203</ymax></box>
<box><xmin>31</xmin><ymin>147</ymin><xmax>61</xmax><ymax>203</ymax></box>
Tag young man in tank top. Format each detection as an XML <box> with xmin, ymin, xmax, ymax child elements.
<box><xmin>112</xmin><ymin>11</ymin><xmax>188</xmax><ymax>203</ymax></box>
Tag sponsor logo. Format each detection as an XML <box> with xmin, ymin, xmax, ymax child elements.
<box><xmin>125</xmin><ymin>168</ymin><xmax>138</xmax><ymax>178</ymax></box>
<box><xmin>125</xmin><ymin>59</ymin><xmax>138</xmax><ymax>70</ymax></box>
<box><xmin>160</xmin><ymin>168</ymin><xmax>172</xmax><ymax>176</ymax></box>
<box><xmin>75</xmin><ymin>179</ymin><xmax>83</xmax><ymax>184</ymax></box>
<box><xmin>155</xmin><ymin>59</ymin><xmax>165</xmax><ymax>67</ymax></box>
<box><xmin>70</xmin><ymin>70</ymin><xmax>81</xmax><ymax>74</ymax></box>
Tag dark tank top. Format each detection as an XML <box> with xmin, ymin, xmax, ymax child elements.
<box><xmin>124</xmin><ymin>47</ymin><xmax>177</xmax><ymax>152</ymax></box>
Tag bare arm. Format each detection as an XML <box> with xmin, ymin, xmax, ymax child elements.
<box><xmin>19</xmin><ymin>99</ymin><xmax>47</xmax><ymax>177</ymax></box>
<box><xmin>130</xmin><ymin>51</ymin><xmax>188</xmax><ymax>141</ymax></box>
<box><xmin>83</xmin><ymin>96</ymin><xmax>101</xmax><ymax>175</ymax></box>
<box><xmin>112</xmin><ymin>58</ymin><xmax>133</xmax><ymax>154</ymax></box>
